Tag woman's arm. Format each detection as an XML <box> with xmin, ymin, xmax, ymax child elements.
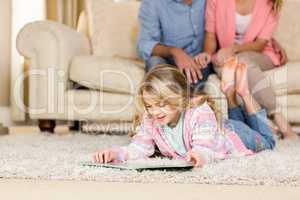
<box><xmin>194</xmin><ymin>32</ymin><xmax>217</xmax><ymax>67</ymax></box>
<box><xmin>203</xmin><ymin>31</ymin><xmax>218</xmax><ymax>55</ymax></box>
<box><xmin>233</xmin><ymin>39</ymin><xmax>268</xmax><ymax>53</ymax></box>
<box><xmin>215</xmin><ymin>39</ymin><xmax>268</xmax><ymax>65</ymax></box>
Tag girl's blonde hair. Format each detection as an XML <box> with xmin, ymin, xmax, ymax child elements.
<box><xmin>270</xmin><ymin>0</ymin><xmax>283</xmax><ymax>12</ymax></box>
<box><xmin>130</xmin><ymin>65</ymin><xmax>221</xmax><ymax>136</ymax></box>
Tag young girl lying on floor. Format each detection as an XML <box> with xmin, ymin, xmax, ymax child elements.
<box><xmin>93</xmin><ymin>58</ymin><xmax>275</xmax><ymax>167</ymax></box>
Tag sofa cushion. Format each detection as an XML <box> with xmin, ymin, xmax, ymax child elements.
<box><xmin>264</xmin><ymin>62</ymin><xmax>300</xmax><ymax>95</ymax></box>
<box><xmin>65</xmin><ymin>89</ymin><xmax>135</xmax><ymax>121</ymax></box>
<box><xmin>70</xmin><ymin>56</ymin><xmax>145</xmax><ymax>94</ymax></box>
<box><xmin>274</xmin><ymin>95</ymin><xmax>300</xmax><ymax>123</ymax></box>
<box><xmin>85</xmin><ymin>0</ymin><xmax>140</xmax><ymax>59</ymax></box>
<box><xmin>282</xmin><ymin>107</ymin><xmax>300</xmax><ymax>124</ymax></box>
<box><xmin>274</xmin><ymin>0</ymin><xmax>300</xmax><ymax>62</ymax></box>
<box><xmin>277</xmin><ymin>94</ymin><xmax>300</xmax><ymax>109</ymax></box>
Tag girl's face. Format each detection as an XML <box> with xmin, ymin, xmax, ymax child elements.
<box><xmin>143</xmin><ymin>92</ymin><xmax>181</xmax><ymax>126</ymax></box>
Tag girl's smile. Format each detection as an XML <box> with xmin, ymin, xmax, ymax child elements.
<box><xmin>143</xmin><ymin>92</ymin><xmax>181</xmax><ymax>126</ymax></box>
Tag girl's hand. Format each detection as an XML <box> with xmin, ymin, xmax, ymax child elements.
<box><xmin>185</xmin><ymin>151</ymin><xmax>206</xmax><ymax>167</ymax></box>
<box><xmin>93</xmin><ymin>149</ymin><xmax>117</xmax><ymax>163</ymax></box>
<box><xmin>216</xmin><ymin>46</ymin><xmax>237</xmax><ymax>66</ymax></box>
<box><xmin>194</xmin><ymin>52</ymin><xmax>211</xmax><ymax>68</ymax></box>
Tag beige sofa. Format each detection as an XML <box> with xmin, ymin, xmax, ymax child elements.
<box><xmin>16</xmin><ymin>0</ymin><xmax>300</xmax><ymax>132</ymax></box>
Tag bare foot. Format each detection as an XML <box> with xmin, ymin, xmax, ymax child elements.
<box><xmin>235</xmin><ymin>62</ymin><xmax>262</xmax><ymax>114</ymax></box>
<box><xmin>235</xmin><ymin>62</ymin><xmax>250</xmax><ymax>97</ymax></box>
<box><xmin>220</xmin><ymin>57</ymin><xmax>238</xmax><ymax>94</ymax></box>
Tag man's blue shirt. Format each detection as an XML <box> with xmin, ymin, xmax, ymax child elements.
<box><xmin>137</xmin><ymin>0</ymin><xmax>206</xmax><ymax>61</ymax></box>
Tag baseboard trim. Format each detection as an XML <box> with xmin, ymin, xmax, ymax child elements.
<box><xmin>0</xmin><ymin>106</ymin><xmax>12</xmax><ymax>127</ymax></box>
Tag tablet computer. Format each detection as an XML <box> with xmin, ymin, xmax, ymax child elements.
<box><xmin>82</xmin><ymin>159</ymin><xmax>194</xmax><ymax>171</ymax></box>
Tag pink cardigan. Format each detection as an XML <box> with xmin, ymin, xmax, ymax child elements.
<box><xmin>113</xmin><ymin>102</ymin><xmax>253</xmax><ymax>164</ymax></box>
<box><xmin>205</xmin><ymin>0</ymin><xmax>281</xmax><ymax>66</ymax></box>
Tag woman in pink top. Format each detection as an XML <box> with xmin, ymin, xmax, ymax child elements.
<box><xmin>195</xmin><ymin>0</ymin><xmax>297</xmax><ymax>139</ymax></box>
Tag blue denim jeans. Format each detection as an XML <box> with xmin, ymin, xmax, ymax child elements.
<box><xmin>145</xmin><ymin>56</ymin><xmax>213</xmax><ymax>91</ymax></box>
<box><xmin>225</xmin><ymin>106</ymin><xmax>276</xmax><ymax>152</ymax></box>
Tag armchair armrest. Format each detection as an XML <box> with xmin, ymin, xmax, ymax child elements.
<box><xmin>16</xmin><ymin>20</ymin><xmax>91</xmax><ymax>119</ymax></box>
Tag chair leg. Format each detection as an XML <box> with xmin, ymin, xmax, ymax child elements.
<box><xmin>0</xmin><ymin>123</ymin><xmax>9</xmax><ymax>135</ymax></box>
<box><xmin>38</xmin><ymin>120</ymin><xmax>56</xmax><ymax>133</ymax></box>
<box><xmin>69</xmin><ymin>121</ymin><xmax>80</xmax><ymax>131</ymax></box>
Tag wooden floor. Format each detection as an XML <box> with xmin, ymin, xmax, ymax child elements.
<box><xmin>0</xmin><ymin>179</ymin><xmax>300</xmax><ymax>200</ymax></box>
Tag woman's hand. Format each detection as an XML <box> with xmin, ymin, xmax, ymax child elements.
<box><xmin>272</xmin><ymin>39</ymin><xmax>288</xmax><ymax>65</ymax></box>
<box><xmin>279</xmin><ymin>48</ymin><xmax>288</xmax><ymax>65</ymax></box>
<box><xmin>185</xmin><ymin>151</ymin><xmax>206</xmax><ymax>167</ymax></box>
<box><xmin>215</xmin><ymin>46</ymin><xmax>237</xmax><ymax>66</ymax></box>
<box><xmin>194</xmin><ymin>52</ymin><xmax>211</xmax><ymax>68</ymax></box>
<box><xmin>93</xmin><ymin>149</ymin><xmax>117</xmax><ymax>163</ymax></box>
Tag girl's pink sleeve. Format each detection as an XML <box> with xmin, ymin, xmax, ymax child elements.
<box><xmin>205</xmin><ymin>0</ymin><xmax>217</xmax><ymax>33</ymax></box>
<box><xmin>189</xmin><ymin>103</ymin><xmax>220</xmax><ymax>164</ymax></box>
<box><xmin>112</xmin><ymin>120</ymin><xmax>155</xmax><ymax>162</ymax></box>
<box><xmin>258</xmin><ymin>12</ymin><xmax>280</xmax><ymax>40</ymax></box>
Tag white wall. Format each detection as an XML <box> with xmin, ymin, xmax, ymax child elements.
<box><xmin>0</xmin><ymin>0</ymin><xmax>11</xmax><ymax>107</ymax></box>
<box><xmin>0</xmin><ymin>0</ymin><xmax>12</xmax><ymax>126</ymax></box>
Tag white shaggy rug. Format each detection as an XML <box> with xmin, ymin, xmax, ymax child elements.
<box><xmin>0</xmin><ymin>133</ymin><xmax>300</xmax><ymax>186</ymax></box>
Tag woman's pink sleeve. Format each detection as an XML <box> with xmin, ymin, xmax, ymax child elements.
<box><xmin>205</xmin><ymin>0</ymin><xmax>217</xmax><ymax>33</ymax></box>
<box><xmin>258</xmin><ymin>12</ymin><xmax>280</xmax><ymax>40</ymax></box>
